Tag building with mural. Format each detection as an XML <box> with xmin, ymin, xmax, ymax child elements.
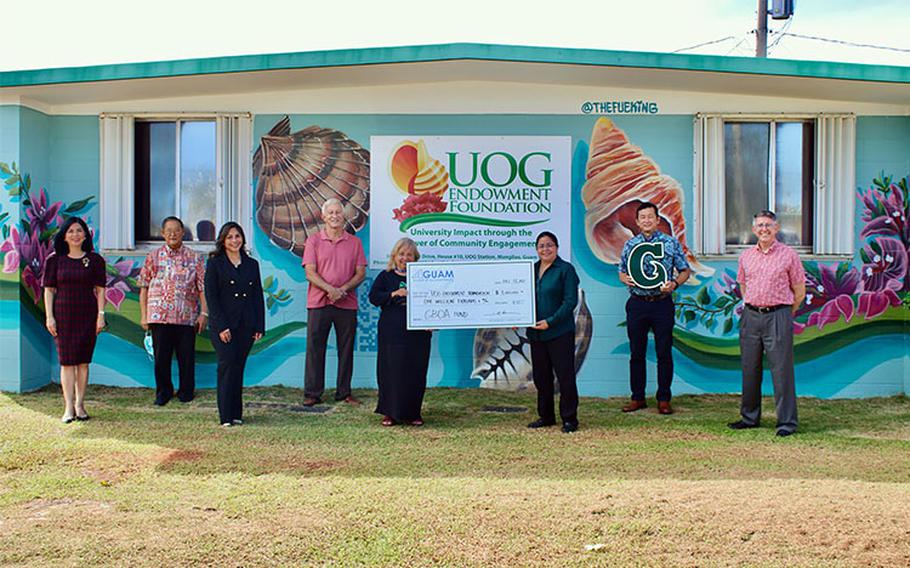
<box><xmin>1</xmin><ymin>44</ymin><xmax>908</xmax><ymax>398</ymax></box>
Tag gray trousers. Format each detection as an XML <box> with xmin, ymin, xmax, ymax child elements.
<box><xmin>304</xmin><ymin>306</ymin><xmax>358</xmax><ymax>401</ymax></box>
<box><xmin>739</xmin><ymin>306</ymin><xmax>798</xmax><ymax>433</ymax></box>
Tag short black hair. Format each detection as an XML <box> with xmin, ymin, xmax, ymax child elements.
<box><xmin>535</xmin><ymin>231</ymin><xmax>558</xmax><ymax>248</ymax></box>
<box><xmin>753</xmin><ymin>210</ymin><xmax>777</xmax><ymax>221</ymax></box>
<box><xmin>53</xmin><ymin>216</ymin><xmax>94</xmax><ymax>256</ymax></box>
<box><xmin>161</xmin><ymin>216</ymin><xmax>184</xmax><ymax>230</ymax></box>
<box><xmin>636</xmin><ymin>201</ymin><xmax>659</xmax><ymax>218</ymax></box>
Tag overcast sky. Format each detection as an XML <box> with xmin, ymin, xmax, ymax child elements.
<box><xmin>4</xmin><ymin>0</ymin><xmax>908</xmax><ymax>72</ymax></box>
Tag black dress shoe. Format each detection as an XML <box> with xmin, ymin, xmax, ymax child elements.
<box><xmin>728</xmin><ymin>420</ymin><xmax>759</xmax><ymax>430</ymax></box>
<box><xmin>154</xmin><ymin>397</ymin><xmax>171</xmax><ymax>406</ymax></box>
<box><xmin>527</xmin><ymin>418</ymin><xmax>556</xmax><ymax>429</ymax></box>
<box><xmin>75</xmin><ymin>414</ymin><xmax>90</xmax><ymax>421</ymax></box>
<box><xmin>561</xmin><ymin>422</ymin><xmax>578</xmax><ymax>433</ymax></box>
<box><xmin>775</xmin><ymin>429</ymin><xmax>795</xmax><ymax>437</ymax></box>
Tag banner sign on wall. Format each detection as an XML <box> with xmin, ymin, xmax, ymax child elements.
<box><xmin>369</xmin><ymin>136</ymin><xmax>571</xmax><ymax>269</ymax></box>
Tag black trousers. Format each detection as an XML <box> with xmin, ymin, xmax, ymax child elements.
<box><xmin>211</xmin><ymin>326</ymin><xmax>255</xmax><ymax>424</ymax></box>
<box><xmin>150</xmin><ymin>324</ymin><xmax>196</xmax><ymax>402</ymax></box>
<box><xmin>626</xmin><ymin>295</ymin><xmax>675</xmax><ymax>402</ymax></box>
<box><xmin>530</xmin><ymin>331</ymin><xmax>578</xmax><ymax>425</ymax></box>
<box><xmin>304</xmin><ymin>306</ymin><xmax>357</xmax><ymax>401</ymax></box>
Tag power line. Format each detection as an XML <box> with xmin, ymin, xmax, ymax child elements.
<box><xmin>767</xmin><ymin>18</ymin><xmax>794</xmax><ymax>53</ymax></box>
<box><xmin>776</xmin><ymin>31</ymin><xmax>910</xmax><ymax>53</ymax></box>
<box><xmin>672</xmin><ymin>35</ymin><xmax>737</xmax><ymax>53</ymax></box>
<box><xmin>725</xmin><ymin>35</ymin><xmax>751</xmax><ymax>56</ymax></box>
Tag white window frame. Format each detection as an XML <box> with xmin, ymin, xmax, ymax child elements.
<box><xmin>99</xmin><ymin>112</ymin><xmax>253</xmax><ymax>252</ymax></box>
<box><xmin>693</xmin><ymin>112</ymin><xmax>855</xmax><ymax>258</ymax></box>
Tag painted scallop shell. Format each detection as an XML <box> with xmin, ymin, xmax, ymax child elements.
<box><xmin>471</xmin><ymin>288</ymin><xmax>593</xmax><ymax>391</ymax></box>
<box><xmin>581</xmin><ymin>117</ymin><xmax>712</xmax><ymax>277</ymax></box>
<box><xmin>389</xmin><ymin>139</ymin><xmax>449</xmax><ymax>196</ymax></box>
<box><xmin>253</xmin><ymin>116</ymin><xmax>370</xmax><ymax>257</ymax></box>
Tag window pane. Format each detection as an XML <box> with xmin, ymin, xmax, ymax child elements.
<box><xmin>774</xmin><ymin>122</ymin><xmax>811</xmax><ymax>246</ymax></box>
<box><xmin>149</xmin><ymin>122</ymin><xmax>177</xmax><ymax>237</ymax></box>
<box><xmin>724</xmin><ymin>122</ymin><xmax>769</xmax><ymax>246</ymax></box>
<box><xmin>179</xmin><ymin>121</ymin><xmax>217</xmax><ymax>241</ymax></box>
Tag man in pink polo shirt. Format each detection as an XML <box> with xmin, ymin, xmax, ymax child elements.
<box><xmin>302</xmin><ymin>198</ymin><xmax>367</xmax><ymax>406</ymax></box>
<box><xmin>729</xmin><ymin>210</ymin><xmax>806</xmax><ymax>437</ymax></box>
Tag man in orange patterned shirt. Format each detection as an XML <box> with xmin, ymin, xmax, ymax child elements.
<box><xmin>729</xmin><ymin>210</ymin><xmax>806</xmax><ymax>437</ymax></box>
<box><xmin>139</xmin><ymin>217</ymin><xmax>208</xmax><ymax>406</ymax></box>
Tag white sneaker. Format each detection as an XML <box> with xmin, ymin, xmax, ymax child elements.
<box><xmin>232</xmin><ymin>419</ymin><xmax>243</xmax><ymax>425</ymax></box>
<box><xmin>221</xmin><ymin>422</ymin><xmax>232</xmax><ymax>428</ymax></box>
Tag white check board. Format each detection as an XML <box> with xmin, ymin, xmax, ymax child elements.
<box><xmin>406</xmin><ymin>261</ymin><xmax>536</xmax><ymax>330</ymax></box>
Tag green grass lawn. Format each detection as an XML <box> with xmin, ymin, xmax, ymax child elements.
<box><xmin>1</xmin><ymin>387</ymin><xmax>909</xmax><ymax>567</ymax></box>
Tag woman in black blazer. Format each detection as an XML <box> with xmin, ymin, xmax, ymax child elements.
<box><xmin>204</xmin><ymin>222</ymin><xmax>265</xmax><ymax>427</ymax></box>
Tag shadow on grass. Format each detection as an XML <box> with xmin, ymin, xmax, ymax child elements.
<box><xmin>6</xmin><ymin>385</ymin><xmax>910</xmax><ymax>483</ymax></box>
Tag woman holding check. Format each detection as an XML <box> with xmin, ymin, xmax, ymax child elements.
<box><xmin>526</xmin><ymin>231</ymin><xmax>580</xmax><ymax>433</ymax></box>
<box><xmin>368</xmin><ymin>238</ymin><xmax>432</xmax><ymax>427</ymax></box>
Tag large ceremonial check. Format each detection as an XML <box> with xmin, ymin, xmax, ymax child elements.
<box><xmin>406</xmin><ymin>261</ymin><xmax>536</xmax><ymax>330</ymax></box>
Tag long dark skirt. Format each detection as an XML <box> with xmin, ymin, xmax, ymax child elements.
<box><xmin>375</xmin><ymin>327</ymin><xmax>431</xmax><ymax>422</ymax></box>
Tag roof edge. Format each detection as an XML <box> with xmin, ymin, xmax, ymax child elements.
<box><xmin>2</xmin><ymin>42</ymin><xmax>909</xmax><ymax>88</ymax></box>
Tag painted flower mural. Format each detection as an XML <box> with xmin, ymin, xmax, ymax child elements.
<box><xmin>670</xmin><ymin>173</ymin><xmax>910</xmax><ymax>351</ymax></box>
<box><xmin>0</xmin><ymin>161</ymin><xmax>96</xmax><ymax>304</ymax></box>
<box><xmin>104</xmin><ymin>257</ymin><xmax>141</xmax><ymax>310</ymax></box>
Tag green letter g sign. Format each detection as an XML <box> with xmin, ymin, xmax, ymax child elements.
<box><xmin>627</xmin><ymin>242</ymin><xmax>668</xmax><ymax>289</ymax></box>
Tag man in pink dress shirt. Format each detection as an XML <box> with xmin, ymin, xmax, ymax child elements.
<box><xmin>302</xmin><ymin>198</ymin><xmax>367</xmax><ymax>406</ymax></box>
<box><xmin>729</xmin><ymin>210</ymin><xmax>806</xmax><ymax>437</ymax></box>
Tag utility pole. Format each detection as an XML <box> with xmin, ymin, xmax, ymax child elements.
<box><xmin>756</xmin><ymin>0</ymin><xmax>768</xmax><ymax>57</ymax></box>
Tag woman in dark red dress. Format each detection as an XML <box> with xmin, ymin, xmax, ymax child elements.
<box><xmin>42</xmin><ymin>217</ymin><xmax>106</xmax><ymax>423</ymax></box>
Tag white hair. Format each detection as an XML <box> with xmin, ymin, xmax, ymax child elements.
<box><xmin>321</xmin><ymin>198</ymin><xmax>344</xmax><ymax>215</ymax></box>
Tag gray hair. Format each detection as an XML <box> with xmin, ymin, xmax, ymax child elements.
<box><xmin>321</xmin><ymin>198</ymin><xmax>344</xmax><ymax>215</ymax></box>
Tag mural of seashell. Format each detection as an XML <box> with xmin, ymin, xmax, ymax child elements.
<box><xmin>472</xmin><ymin>288</ymin><xmax>593</xmax><ymax>391</ymax></box>
<box><xmin>253</xmin><ymin>116</ymin><xmax>370</xmax><ymax>257</ymax></box>
<box><xmin>389</xmin><ymin>139</ymin><xmax>449</xmax><ymax>197</ymax></box>
<box><xmin>581</xmin><ymin>117</ymin><xmax>713</xmax><ymax>277</ymax></box>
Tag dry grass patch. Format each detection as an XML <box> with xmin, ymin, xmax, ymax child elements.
<box><xmin>2</xmin><ymin>387</ymin><xmax>909</xmax><ymax>567</ymax></box>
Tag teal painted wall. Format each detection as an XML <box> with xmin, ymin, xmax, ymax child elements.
<box><xmin>17</xmin><ymin>107</ymin><xmax>53</xmax><ymax>391</ymax></box>
<box><xmin>0</xmin><ymin>106</ymin><xmax>20</xmax><ymax>391</ymax></box>
<box><xmin>853</xmin><ymin>116</ymin><xmax>910</xmax><ymax>398</ymax></box>
<box><xmin>1</xmin><ymin>109</ymin><xmax>908</xmax><ymax>399</ymax></box>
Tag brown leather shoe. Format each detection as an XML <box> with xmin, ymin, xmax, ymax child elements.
<box><xmin>302</xmin><ymin>397</ymin><xmax>320</xmax><ymax>407</ymax></box>
<box><xmin>621</xmin><ymin>400</ymin><xmax>648</xmax><ymax>413</ymax></box>
<box><xmin>341</xmin><ymin>395</ymin><xmax>361</xmax><ymax>406</ymax></box>
<box><xmin>658</xmin><ymin>401</ymin><xmax>674</xmax><ymax>415</ymax></box>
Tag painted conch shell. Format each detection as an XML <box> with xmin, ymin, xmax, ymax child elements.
<box><xmin>253</xmin><ymin>116</ymin><xmax>370</xmax><ymax>257</ymax></box>
<box><xmin>472</xmin><ymin>288</ymin><xmax>593</xmax><ymax>391</ymax></box>
<box><xmin>581</xmin><ymin>117</ymin><xmax>712</xmax><ymax>277</ymax></box>
<box><xmin>389</xmin><ymin>139</ymin><xmax>449</xmax><ymax>196</ymax></box>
